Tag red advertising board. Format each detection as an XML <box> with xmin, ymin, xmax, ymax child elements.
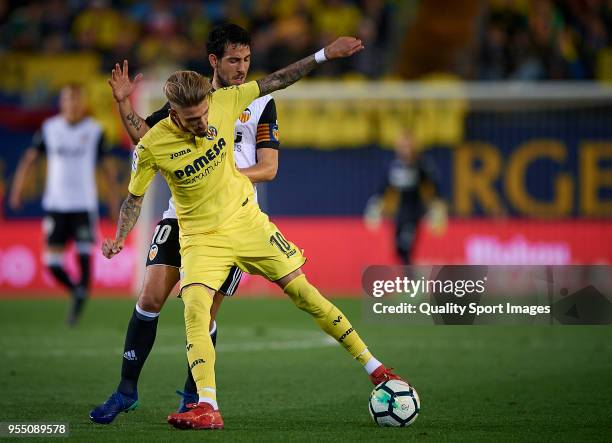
<box><xmin>0</xmin><ymin>221</ymin><xmax>136</xmax><ymax>297</ymax></box>
<box><xmin>1</xmin><ymin>219</ymin><xmax>610</xmax><ymax>297</ymax></box>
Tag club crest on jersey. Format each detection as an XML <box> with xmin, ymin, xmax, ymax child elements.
<box><xmin>205</xmin><ymin>125</ymin><xmax>218</xmax><ymax>140</ymax></box>
<box><xmin>272</xmin><ymin>122</ymin><xmax>279</xmax><ymax>141</ymax></box>
<box><xmin>239</xmin><ymin>108</ymin><xmax>251</xmax><ymax>123</ymax></box>
<box><xmin>148</xmin><ymin>244</ymin><xmax>158</xmax><ymax>261</ymax></box>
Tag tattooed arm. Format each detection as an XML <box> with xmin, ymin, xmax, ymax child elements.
<box><xmin>257</xmin><ymin>37</ymin><xmax>364</xmax><ymax>96</ymax></box>
<box><xmin>122</xmin><ymin>109</ymin><xmax>147</xmax><ymax>144</ymax></box>
<box><xmin>108</xmin><ymin>60</ymin><xmax>149</xmax><ymax>144</ymax></box>
<box><xmin>102</xmin><ymin>192</ymin><xmax>144</xmax><ymax>259</ymax></box>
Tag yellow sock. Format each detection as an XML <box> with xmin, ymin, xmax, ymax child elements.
<box><xmin>182</xmin><ymin>284</ymin><xmax>217</xmax><ymax>406</ymax></box>
<box><xmin>284</xmin><ymin>275</ymin><xmax>371</xmax><ymax>364</ymax></box>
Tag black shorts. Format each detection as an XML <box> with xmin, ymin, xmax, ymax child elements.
<box><xmin>146</xmin><ymin>218</ymin><xmax>242</xmax><ymax>296</ymax></box>
<box><xmin>43</xmin><ymin>211</ymin><xmax>95</xmax><ymax>247</ymax></box>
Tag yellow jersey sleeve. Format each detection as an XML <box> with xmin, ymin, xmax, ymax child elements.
<box><xmin>128</xmin><ymin>144</ymin><xmax>157</xmax><ymax>196</ymax></box>
<box><xmin>214</xmin><ymin>81</ymin><xmax>260</xmax><ymax>120</ymax></box>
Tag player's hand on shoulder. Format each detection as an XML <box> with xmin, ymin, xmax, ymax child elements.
<box><xmin>102</xmin><ymin>238</ymin><xmax>124</xmax><ymax>259</ymax></box>
<box><xmin>325</xmin><ymin>37</ymin><xmax>364</xmax><ymax>59</ymax></box>
<box><xmin>108</xmin><ymin>60</ymin><xmax>143</xmax><ymax>103</ymax></box>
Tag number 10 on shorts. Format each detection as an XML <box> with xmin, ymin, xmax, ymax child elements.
<box><xmin>270</xmin><ymin>232</ymin><xmax>296</xmax><ymax>258</ymax></box>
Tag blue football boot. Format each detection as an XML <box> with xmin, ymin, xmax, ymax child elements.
<box><xmin>90</xmin><ymin>391</ymin><xmax>139</xmax><ymax>424</ymax></box>
<box><xmin>176</xmin><ymin>390</ymin><xmax>198</xmax><ymax>413</ymax></box>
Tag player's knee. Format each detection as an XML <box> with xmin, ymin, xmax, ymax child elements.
<box><xmin>137</xmin><ymin>298</ymin><xmax>163</xmax><ymax>314</ymax></box>
<box><xmin>284</xmin><ymin>275</ymin><xmax>333</xmax><ymax>317</ymax></box>
<box><xmin>182</xmin><ymin>285</ymin><xmax>213</xmax><ymax>326</ymax></box>
<box><xmin>44</xmin><ymin>251</ymin><xmax>64</xmax><ymax>268</ymax></box>
<box><xmin>137</xmin><ymin>289</ymin><xmax>166</xmax><ymax>313</ymax></box>
<box><xmin>75</xmin><ymin>241</ymin><xmax>93</xmax><ymax>255</ymax></box>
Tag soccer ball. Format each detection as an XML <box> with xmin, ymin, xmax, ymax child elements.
<box><xmin>369</xmin><ymin>380</ymin><xmax>420</xmax><ymax>427</ymax></box>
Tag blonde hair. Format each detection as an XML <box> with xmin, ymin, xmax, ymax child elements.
<box><xmin>164</xmin><ymin>70</ymin><xmax>213</xmax><ymax>108</ymax></box>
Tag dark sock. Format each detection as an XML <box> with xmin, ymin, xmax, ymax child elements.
<box><xmin>48</xmin><ymin>265</ymin><xmax>75</xmax><ymax>290</ymax></box>
<box><xmin>211</xmin><ymin>327</ymin><xmax>217</xmax><ymax>347</ymax></box>
<box><xmin>77</xmin><ymin>253</ymin><xmax>91</xmax><ymax>289</ymax></box>
<box><xmin>183</xmin><ymin>327</ymin><xmax>217</xmax><ymax>394</ymax></box>
<box><xmin>117</xmin><ymin>308</ymin><xmax>158</xmax><ymax>397</ymax></box>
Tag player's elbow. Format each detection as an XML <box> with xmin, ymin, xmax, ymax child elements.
<box><xmin>262</xmin><ymin>163</ymin><xmax>278</xmax><ymax>181</ymax></box>
<box><xmin>129</xmin><ymin>125</ymin><xmax>149</xmax><ymax>145</ymax></box>
<box><xmin>268</xmin><ymin>163</ymin><xmax>278</xmax><ymax>180</ymax></box>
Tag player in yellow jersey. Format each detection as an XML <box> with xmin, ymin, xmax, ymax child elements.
<box><xmin>103</xmin><ymin>36</ymin><xmax>408</xmax><ymax>430</ymax></box>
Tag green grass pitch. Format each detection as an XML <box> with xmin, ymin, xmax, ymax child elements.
<box><xmin>1</xmin><ymin>296</ymin><xmax>611</xmax><ymax>442</ymax></box>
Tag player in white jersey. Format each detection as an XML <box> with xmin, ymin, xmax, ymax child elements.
<box><xmin>90</xmin><ymin>24</ymin><xmax>280</xmax><ymax>424</ymax></box>
<box><xmin>9</xmin><ymin>84</ymin><xmax>119</xmax><ymax>325</ymax></box>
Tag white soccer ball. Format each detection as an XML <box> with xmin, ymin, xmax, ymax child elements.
<box><xmin>368</xmin><ymin>379</ymin><xmax>420</xmax><ymax>427</ymax></box>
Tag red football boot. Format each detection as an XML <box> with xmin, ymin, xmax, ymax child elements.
<box><xmin>167</xmin><ymin>402</ymin><xmax>224</xmax><ymax>430</ymax></box>
<box><xmin>369</xmin><ymin>364</ymin><xmax>408</xmax><ymax>386</ymax></box>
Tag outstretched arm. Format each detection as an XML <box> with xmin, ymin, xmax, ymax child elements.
<box><xmin>256</xmin><ymin>37</ymin><xmax>363</xmax><ymax>96</ymax></box>
<box><xmin>108</xmin><ymin>60</ymin><xmax>149</xmax><ymax>144</ymax></box>
<box><xmin>102</xmin><ymin>192</ymin><xmax>144</xmax><ymax>258</ymax></box>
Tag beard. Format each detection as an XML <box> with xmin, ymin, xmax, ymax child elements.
<box><xmin>217</xmin><ymin>71</ymin><xmax>245</xmax><ymax>88</ymax></box>
<box><xmin>217</xmin><ymin>72</ymin><xmax>231</xmax><ymax>88</ymax></box>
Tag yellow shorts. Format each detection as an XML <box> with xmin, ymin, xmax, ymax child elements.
<box><xmin>179</xmin><ymin>200</ymin><xmax>306</xmax><ymax>292</ymax></box>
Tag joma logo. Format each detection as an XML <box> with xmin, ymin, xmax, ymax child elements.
<box><xmin>170</xmin><ymin>148</ymin><xmax>192</xmax><ymax>159</ymax></box>
<box><xmin>190</xmin><ymin>358</ymin><xmax>205</xmax><ymax>369</ymax></box>
<box><xmin>338</xmin><ymin>328</ymin><xmax>354</xmax><ymax>342</ymax></box>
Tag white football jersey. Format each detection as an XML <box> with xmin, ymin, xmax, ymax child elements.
<box><xmin>161</xmin><ymin>94</ymin><xmax>278</xmax><ymax>219</ymax></box>
<box><xmin>38</xmin><ymin>116</ymin><xmax>104</xmax><ymax>212</ymax></box>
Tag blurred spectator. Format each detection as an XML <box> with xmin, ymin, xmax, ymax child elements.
<box><xmin>2</xmin><ymin>0</ymin><xmax>612</xmax><ymax>109</ymax></box>
<box><xmin>138</xmin><ymin>0</ymin><xmax>178</xmax><ymax>38</ymax></box>
<box><xmin>178</xmin><ymin>0</ymin><xmax>212</xmax><ymax>73</ymax></box>
<box><xmin>354</xmin><ymin>0</ymin><xmax>393</xmax><ymax>77</ymax></box>
<box><xmin>72</xmin><ymin>0</ymin><xmax>130</xmax><ymax>52</ymax></box>
<box><xmin>3</xmin><ymin>1</ymin><xmax>45</xmax><ymax>51</ymax></box>
<box><xmin>476</xmin><ymin>0</ymin><xmax>612</xmax><ymax>80</ymax></box>
<box><xmin>315</xmin><ymin>0</ymin><xmax>361</xmax><ymax>40</ymax></box>
<box><xmin>314</xmin><ymin>0</ymin><xmax>362</xmax><ymax>75</ymax></box>
<box><xmin>266</xmin><ymin>8</ymin><xmax>315</xmax><ymax>72</ymax></box>
<box><xmin>40</xmin><ymin>0</ymin><xmax>73</xmax><ymax>51</ymax></box>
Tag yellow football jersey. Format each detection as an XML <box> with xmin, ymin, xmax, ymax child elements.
<box><xmin>128</xmin><ymin>81</ymin><xmax>260</xmax><ymax>234</ymax></box>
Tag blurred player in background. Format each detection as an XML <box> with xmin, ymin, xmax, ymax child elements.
<box><xmin>364</xmin><ymin>131</ymin><xmax>446</xmax><ymax>264</ymax></box>
<box><xmin>90</xmin><ymin>24</ymin><xmax>281</xmax><ymax>424</ymax></box>
<box><xmin>103</xmin><ymin>37</ymin><xmax>409</xmax><ymax>431</ymax></box>
<box><xmin>9</xmin><ymin>84</ymin><xmax>119</xmax><ymax>325</ymax></box>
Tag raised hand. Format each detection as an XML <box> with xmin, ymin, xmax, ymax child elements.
<box><xmin>257</xmin><ymin>36</ymin><xmax>365</xmax><ymax>96</ymax></box>
<box><xmin>324</xmin><ymin>37</ymin><xmax>364</xmax><ymax>59</ymax></box>
<box><xmin>108</xmin><ymin>60</ymin><xmax>143</xmax><ymax>103</ymax></box>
